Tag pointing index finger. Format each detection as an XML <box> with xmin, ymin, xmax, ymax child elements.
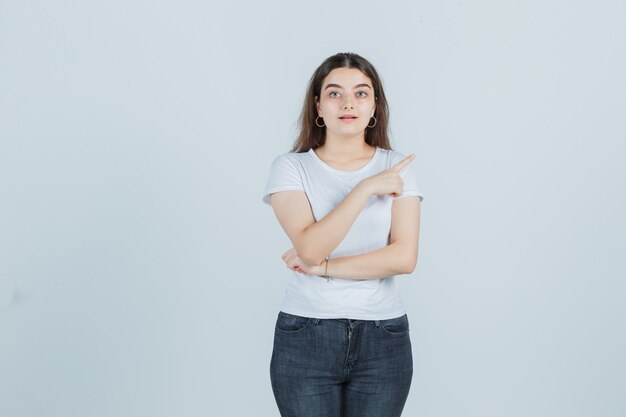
<box><xmin>390</xmin><ymin>153</ymin><xmax>415</xmax><ymax>172</ymax></box>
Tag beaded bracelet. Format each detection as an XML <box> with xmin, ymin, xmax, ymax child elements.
<box><xmin>319</xmin><ymin>256</ymin><xmax>330</xmax><ymax>282</ymax></box>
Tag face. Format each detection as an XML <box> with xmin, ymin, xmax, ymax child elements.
<box><xmin>315</xmin><ymin>67</ymin><xmax>376</xmax><ymax>137</ymax></box>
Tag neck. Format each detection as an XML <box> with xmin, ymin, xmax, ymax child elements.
<box><xmin>317</xmin><ymin>133</ymin><xmax>373</xmax><ymax>161</ymax></box>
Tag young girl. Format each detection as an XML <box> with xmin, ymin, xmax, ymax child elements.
<box><xmin>263</xmin><ymin>52</ymin><xmax>423</xmax><ymax>417</ymax></box>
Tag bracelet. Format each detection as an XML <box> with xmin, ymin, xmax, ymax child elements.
<box><xmin>319</xmin><ymin>256</ymin><xmax>330</xmax><ymax>282</ymax></box>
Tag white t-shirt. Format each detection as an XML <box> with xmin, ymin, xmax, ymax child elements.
<box><xmin>262</xmin><ymin>146</ymin><xmax>424</xmax><ymax>320</ymax></box>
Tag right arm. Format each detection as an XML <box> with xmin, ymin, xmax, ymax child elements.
<box><xmin>270</xmin><ymin>181</ymin><xmax>372</xmax><ymax>267</ymax></box>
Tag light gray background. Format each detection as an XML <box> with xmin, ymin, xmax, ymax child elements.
<box><xmin>1</xmin><ymin>1</ymin><xmax>624</xmax><ymax>416</ymax></box>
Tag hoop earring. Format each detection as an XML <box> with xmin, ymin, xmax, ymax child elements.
<box><xmin>367</xmin><ymin>116</ymin><xmax>377</xmax><ymax>128</ymax></box>
<box><xmin>315</xmin><ymin>116</ymin><xmax>325</xmax><ymax>127</ymax></box>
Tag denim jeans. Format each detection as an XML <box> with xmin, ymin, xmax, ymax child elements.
<box><xmin>270</xmin><ymin>311</ymin><xmax>413</xmax><ymax>417</ymax></box>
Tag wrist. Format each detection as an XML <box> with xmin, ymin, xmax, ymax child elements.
<box><xmin>355</xmin><ymin>180</ymin><xmax>372</xmax><ymax>198</ymax></box>
<box><xmin>316</xmin><ymin>257</ymin><xmax>330</xmax><ymax>277</ymax></box>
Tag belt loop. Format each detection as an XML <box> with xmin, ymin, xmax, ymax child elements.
<box><xmin>312</xmin><ymin>318</ymin><xmax>320</xmax><ymax>325</ymax></box>
<box><xmin>374</xmin><ymin>320</ymin><xmax>380</xmax><ymax>327</ymax></box>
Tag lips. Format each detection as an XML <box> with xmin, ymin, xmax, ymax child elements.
<box><xmin>339</xmin><ymin>115</ymin><xmax>357</xmax><ymax>119</ymax></box>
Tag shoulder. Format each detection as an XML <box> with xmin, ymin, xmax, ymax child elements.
<box><xmin>377</xmin><ymin>147</ymin><xmax>410</xmax><ymax>166</ymax></box>
<box><xmin>271</xmin><ymin>150</ymin><xmax>308</xmax><ymax>164</ymax></box>
<box><xmin>269</xmin><ymin>150</ymin><xmax>307</xmax><ymax>168</ymax></box>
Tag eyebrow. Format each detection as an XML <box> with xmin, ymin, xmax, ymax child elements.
<box><xmin>324</xmin><ymin>83</ymin><xmax>372</xmax><ymax>90</ymax></box>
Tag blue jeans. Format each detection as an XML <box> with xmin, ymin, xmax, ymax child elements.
<box><xmin>270</xmin><ymin>311</ymin><xmax>413</xmax><ymax>417</ymax></box>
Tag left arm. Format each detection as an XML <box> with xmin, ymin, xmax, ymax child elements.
<box><xmin>323</xmin><ymin>242</ymin><xmax>414</xmax><ymax>279</ymax></box>
<box><xmin>282</xmin><ymin>196</ymin><xmax>421</xmax><ymax>280</ymax></box>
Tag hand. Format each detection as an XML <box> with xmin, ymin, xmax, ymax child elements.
<box><xmin>281</xmin><ymin>248</ymin><xmax>324</xmax><ymax>276</ymax></box>
<box><xmin>359</xmin><ymin>153</ymin><xmax>414</xmax><ymax>197</ymax></box>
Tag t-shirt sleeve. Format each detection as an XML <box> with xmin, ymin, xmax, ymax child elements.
<box><xmin>392</xmin><ymin>152</ymin><xmax>424</xmax><ymax>202</ymax></box>
<box><xmin>262</xmin><ymin>153</ymin><xmax>305</xmax><ymax>206</ymax></box>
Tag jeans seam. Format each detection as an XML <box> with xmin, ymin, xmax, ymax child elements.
<box><xmin>275</xmin><ymin>313</ymin><xmax>312</xmax><ymax>333</ymax></box>
<box><xmin>275</xmin><ymin>318</ymin><xmax>311</xmax><ymax>333</ymax></box>
<box><xmin>378</xmin><ymin>314</ymin><xmax>410</xmax><ymax>335</ymax></box>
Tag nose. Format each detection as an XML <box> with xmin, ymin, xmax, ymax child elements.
<box><xmin>342</xmin><ymin>96</ymin><xmax>354</xmax><ymax>110</ymax></box>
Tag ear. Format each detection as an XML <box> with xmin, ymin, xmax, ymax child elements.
<box><xmin>315</xmin><ymin>96</ymin><xmax>321</xmax><ymax>114</ymax></box>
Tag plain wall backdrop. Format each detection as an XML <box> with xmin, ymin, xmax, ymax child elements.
<box><xmin>1</xmin><ymin>0</ymin><xmax>625</xmax><ymax>416</ymax></box>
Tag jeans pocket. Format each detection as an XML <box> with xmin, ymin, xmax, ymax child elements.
<box><xmin>275</xmin><ymin>311</ymin><xmax>312</xmax><ymax>333</ymax></box>
<box><xmin>379</xmin><ymin>314</ymin><xmax>410</xmax><ymax>335</ymax></box>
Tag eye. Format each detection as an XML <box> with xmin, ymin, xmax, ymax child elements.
<box><xmin>329</xmin><ymin>91</ymin><xmax>340</xmax><ymax>98</ymax></box>
<box><xmin>356</xmin><ymin>91</ymin><xmax>368</xmax><ymax>97</ymax></box>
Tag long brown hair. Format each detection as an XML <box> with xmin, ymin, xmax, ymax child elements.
<box><xmin>290</xmin><ymin>52</ymin><xmax>393</xmax><ymax>153</ymax></box>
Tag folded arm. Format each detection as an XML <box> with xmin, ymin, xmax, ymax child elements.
<box><xmin>310</xmin><ymin>196</ymin><xmax>421</xmax><ymax>280</ymax></box>
<box><xmin>322</xmin><ymin>242</ymin><xmax>413</xmax><ymax>279</ymax></box>
<box><xmin>269</xmin><ymin>182</ymin><xmax>372</xmax><ymax>266</ymax></box>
